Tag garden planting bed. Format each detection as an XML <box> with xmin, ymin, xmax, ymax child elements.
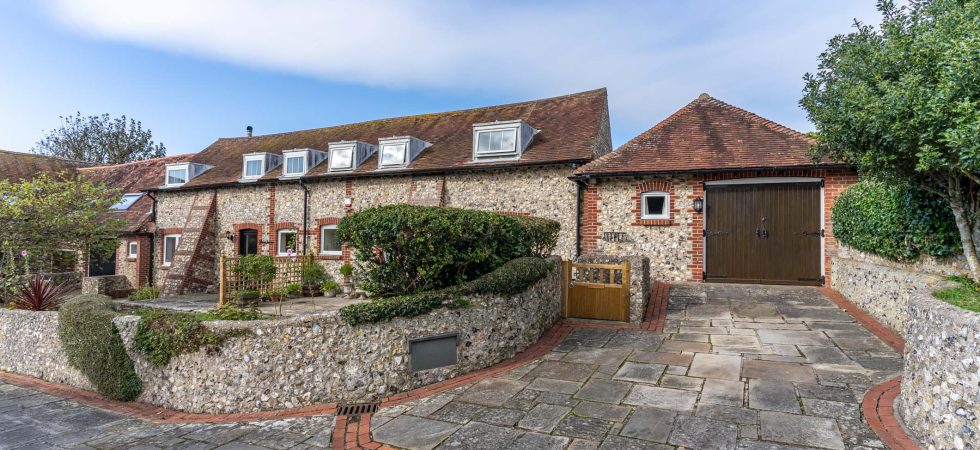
<box><xmin>0</xmin><ymin>257</ymin><xmax>562</xmax><ymax>414</ymax></box>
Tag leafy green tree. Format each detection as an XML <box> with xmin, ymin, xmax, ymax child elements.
<box><xmin>0</xmin><ymin>174</ymin><xmax>123</xmax><ymax>292</ymax></box>
<box><xmin>32</xmin><ymin>112</ymin><xmax>166</xmax><ymax>164</ymax></box>
<box><xmin>801</xmin><ymin>0</ymin><xmax>980</xmax><ymax>279</ymax></box>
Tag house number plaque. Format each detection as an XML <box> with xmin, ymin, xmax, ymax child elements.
<box><xmin>602</xmin><ymin>232</ymin><xmax>630</xmax><ymax>242</ymax></box>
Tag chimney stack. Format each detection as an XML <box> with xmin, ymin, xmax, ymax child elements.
<box><xmin>246</xmin><ymin>125</ymin><xmax>253</xmax><ymax>137</ymax></box>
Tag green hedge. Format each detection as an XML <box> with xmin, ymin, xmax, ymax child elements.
<box><xmin>336</xmin><ymin>205</ymin><xmax>559</xmax><ymax>296</ymax></box>
<box><xmin>833</xmin><ymin>180</ymin><xmax>959</xmax><ymax>261</ymax></box>
<box><xmin>339</xmin><ymin>256</ymin><xmax>554</xmax><ymax>325</ymax></box>
<box><xmin>58</xmin><ymin>295</ymin><xmax>142</xmax><ymax>401</ymax></box>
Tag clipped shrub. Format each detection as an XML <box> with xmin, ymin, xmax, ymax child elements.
<box><xmin>58</xmin><ymin>295</ymin><xmax>142</xmax><ymax>401</ymax></box>
<box><xmin>456</xmin><ymin>257</ymin><xmax>555</xmax><ymax>296</ymax></box>
<box><xmin>133</xmin><ymin>310</ymin><xmax>249</xmax><ymax>366</ymax></box>
<box><xmin>833</xmin><ymin>180</ymin><xmax>960</xmax><ymax>261</ymax></box>
<box><xmin>336</xmin><ymin>205</ymin><xmax>560</xmax><ymax>295</ymax></box>
<box><xmin>339</xmin><ymin>292</ymin><xmax>470</xmax><ymax>325</ymax></box>
<box><xmin>285</xmin><ymin>283</ymin><xmax>302</xmax><ymax>295</ymax></box>
<box><xmin>301</xmin><ymin>259</ymin><xmax>330</xmax><ymax>287</ymax></box>
<box><xmin>128</xmin><ymin>286</ymin><xmax>160</xmax><ymax>301</ymax></box>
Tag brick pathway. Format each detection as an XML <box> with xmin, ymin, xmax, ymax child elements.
<box><xmin>0</xmin><ymin>283</ymin><xmax>917</xmax><ymax>449</ymax></box>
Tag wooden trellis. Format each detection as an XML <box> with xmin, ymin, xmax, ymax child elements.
<box><xmin>218</xmin><ymin>255</ymin><xmax>304</xmax><ymax>306</ymax></box>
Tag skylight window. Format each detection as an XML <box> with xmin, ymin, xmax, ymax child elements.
<box><xmin>111</xmin><ymin>193</ymin><xmax>144</xmax><ymax>210</ymax></box>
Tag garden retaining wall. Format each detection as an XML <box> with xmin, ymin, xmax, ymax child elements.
<box><xmin>830</xmin><ymin>246</ymin><xmax>959</xmax><ymax>333</ymax></box>
<box><xmin>902</xmin><ymin>290</ymin><xmax>979</xmax><ymax>450</ymax></box>
<box><xmin>0</xmin><ymin>259</ymin><xmax>562</xmax><ymax>414</ymax></box>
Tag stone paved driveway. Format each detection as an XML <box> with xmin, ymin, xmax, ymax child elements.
<box><xmin>0</xmin><ymin>283</ymin><xmax>902</xmax><ymax>449</ymax></box>
<box><xmin>371</xmin><ymin>283</ymin><xmax>903</xmax><ymax>450</ymax></box>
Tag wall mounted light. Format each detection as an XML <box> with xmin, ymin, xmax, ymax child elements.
<box><xmin>693</xmin><ymin>197</ymin><xmax>704</xmax><ymax>213</ymax></box>
<box><xmin>224</xmin><ymin>230</ymin><xmax>235</xmax><ymax>241</ymax></box>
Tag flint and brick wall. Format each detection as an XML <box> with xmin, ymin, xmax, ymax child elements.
<box><xmin>580</xmin><ymin>168</ymin><xmax>857</xmax><ymax>283</ymax></box>
<box><xmin>153</xmin><ymin>165</ymin><xmax>580</xmax><ymax>287</ymax></box>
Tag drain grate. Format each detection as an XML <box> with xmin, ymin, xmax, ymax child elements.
<box><xmin>337</xmin><ymin>402</ymin><xmax>380</xmax><ymax>416</ymax></box>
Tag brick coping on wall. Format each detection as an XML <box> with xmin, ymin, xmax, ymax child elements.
<box><xmin>0</xmin><ymin>284</ymin><xmax>918</xmax><ymax>449</ymax></box>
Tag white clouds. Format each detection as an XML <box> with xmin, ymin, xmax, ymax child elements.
<box><xmin>45</xmin><ymin>0</ymin><xmax>879</xmax><ymax>132</ymax></box>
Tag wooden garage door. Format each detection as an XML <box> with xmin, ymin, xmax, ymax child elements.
<box><xmin>704</xmin><ymin>182</ymin><xmax>822</xmax><ymax>285</ymax></box>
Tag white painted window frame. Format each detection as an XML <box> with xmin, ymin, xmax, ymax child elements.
<box><xmin>242</xmin><ymin>154</ymin><xmax>265</xmax><ymax>179</ymax></box>
<box><xmin>162</xmin><ymin>234</ymin><xmax>181</xmax><ymax>266</ymax></box>
<box><xmin>165</xmin><ymin>165</ymin><xmax>189</xmax><ymax>187</ymax></box>
<box><xmin>640</xmin><ymin>191</ymin><xmax>670</xmax><ymax>220</ymax></box>
<box><xmin>282</xmin><ymin>152</ymin><xmax>308</xmax><ymax>177</ymax></box>
<box><xmin>127</xmin><ymin>241</ymin><xmax>138</xmax><ymax>258</ymax></box>
<box><xmin>473</xmin><ymin>126</ymin><xmax>519</xmax><ymax>159</ymax></box>
<box><xmin>329</xmin><ymin>145</ymin><xmax>355</xmax><ymax>171</ymax></box>
<box><xmin>277</xmin><ymin>229</ymin><xmax>298</xmax><ymax>256</ymax></box>
<box><xmin>319</xmin><ymin>225</ymin><xmax>342</xmax><ymax>256</ymax></box>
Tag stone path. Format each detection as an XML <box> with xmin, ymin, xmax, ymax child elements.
<box><xmin>371</xmin><ymin>283</ymin><xmax>902</xmax><ymax>450</ymax></box>
<box><xmin>0</xmin><ymin>283</ymin><xmax>904</xmax><ymax>449</ymax></box>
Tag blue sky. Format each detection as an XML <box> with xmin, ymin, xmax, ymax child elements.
<box><xmin>0</xmin><ymin>1</ymin><xmax>881</xmax><ymax>156</ymax></box>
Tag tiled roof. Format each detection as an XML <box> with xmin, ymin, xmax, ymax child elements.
<box><xmin>0</xmin><ymin>149</ymin><xmax>93</xmax><ymax>182</ymax></box>
<box><xmin>170</xmin><ymin>89</ymin><xmax>611</xmax><ymax>189</ymax></box>
<box><xmin>575</xmin><ymin>94</ymin><xmax>840</xmax><ymax>177</ymax></box>
<box><xmin>78</xmin><ymin>154</ymin><xmax>195</xmax><ymax>233</ymax></box>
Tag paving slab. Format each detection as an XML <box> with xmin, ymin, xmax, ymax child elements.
<box><xmin>517</xmin><ymin>403</ymin><xmax>570</xmax><ymax>433</ymax></box>
<box><xmin>668</xmin><ymin>415</ymin><xmax>738</xmax><ymax>450</ymax></box>
<box><xmin>741</xmin><ymin>360</ymin><xmax>816</xmax><ymax>383</ymax></box>
<box><xmin>612</xmin><ymin>362</ymin><xmax>666</xmax><ymax>384</ymax></box>
<box><xmin>373</xmin><ymin>415</ymin><xmax>460</xmax><ymax>450</ymax></box>
<box><xmin>700</xmin><ymin>379</ymin><xmax>745</xmax><ymax>406</ymax></box>
<box><xmin>695</xmin><ymin>404</ymin><xmax>759</xmax><ymax>425</ymax></box>
<box><xmin>619</xmin><ymin>407</ymin><xmax>675</xmax><ymax>443</ymax></box>
<box><xmin>759</xmin><ymin>411</ymin><xmax>845</xmax><ymax>450</ymax></box>
<box><xmin>688</xmin><ymin>353</ymin><xmax>742</xmax><ymax>380</ymax></box>
<box><xmin>510</xmin><ymin>432</ymin><xmax>571</xmax><ymax>450</ymax></box>
<box><xmin>622</xmin><ymin>385</ymin><xmax>697</xmax><ymax>411</ymax></box>
<box><xmin>473</xmin><ymin>407</ymin><xmax>525</xmax><ymax>427</ymax></box>
<box><xmin>628</xmin><ymin>352</ymin><xmax>693</xmax><ymax>366</ymax></box>
<box><xmin>526</xmin><ymin>361</ymin><xmax>596</xmax><ymax>382</ymax></box>
<box><xmin>564</xmin><ymin>348</ymin><xmax>633</xmax><ymax>367</ymax></box>
<box><xmin>574</xmin><ymin>401</ymin><xmax>632</xmax><ymax>422</ymax></box>
<box><xmin>436</xmin><ymin>421</ymin><xmax>523</xmax><ymax>449</ymax></box>
<box><xmin>658</xmin><ymin>374</ymin><xmax>703</xmax><ymax>391</ymax></box>
<box><xmin>575</xmin><ymin>379</ymin><xmax>632</xmax><ymax>404</ymax></box>
<box><xmin>457</xmin><ymin>379</ymin><xmax>527</xmax><ymax>406</ymax></box>
<box><xmin>527</xmin><ymin>378</ymin><xmax>583</xmax><ymax>394</ymax></box>
<box><xmin>658</xmin><ymin>340</ymin><xmax>712</xmax><ymax>353</ymax></box>
<box><xmin>748</xmin><ymin>380</ymin><xmax>800</xmax><ymax>414</ymax></box>
<box><xmin>757</xmin><ymin>330</ymin><xmax>833</xmax><ymax>346</ymax></box>
<box><xmin>554</xmin><ymin>415</ymin><xmax>613</xmax><ymax>440</ymax></box>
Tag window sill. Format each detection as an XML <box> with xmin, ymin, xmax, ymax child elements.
<box><xmin>317</xmin><ymin>254</ymin><xmax>343</xmax><ymax>261</ymax></box>
<box><xmin>633</xmin><ymin>219</ymin><xmax>675</xmax><ymax>227</ymax></box>
<box><xmin>126</xmin><ymin>257</ymin><xmax>138</xmax><ymax>261</ymax></box>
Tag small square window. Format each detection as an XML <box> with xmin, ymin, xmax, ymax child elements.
<box><xmin>380</xmin><ymin>143</ymin><xmax>407</xmax><ymax>166</ymax></box>
<box><xmin>128</xmin><ymin>241</ymin><xmax>138</xmax><ymax>258</ymax></box>
<box><xmin>167</xmin><ymin>168</ymin><xmax>188</xmax><ymax>186</ymax></box>
<box><xmin>163</xmin><ymin>234</ymin><xmax>181</xmax><ymax>266</ymax></box>
<box><xmin>244</xmin><ymin>159</ymin><xmax>263</xmax><ymax>177</ymax></box>
<box><xmin>277</xmin><ymin>229</ymin><xmax>298</xmax><ymax>256</ymax></box>
<box><xmin>284</xmin><ymin>155</ymin><xmax>306</xmax><ymax>176</ymax></box>
<box><xmin>330</xmin><ymin>147</ymin><xmax>353</xmax><ymax>170</ymax></box>
<box><xmin>641</xmin><ymin>192</ymin><xmax>669</xmax><ymax>220</ymax></box>
<box><xmin>320</xmin><ymin>225</ymin><xmax>341</xmax><ymax>255</ymax></box>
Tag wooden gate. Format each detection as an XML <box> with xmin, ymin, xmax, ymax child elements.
<box><xmin>562</xmin><ymin>260</ymin><xmax>630</xmax><ymax>322</ymax></box>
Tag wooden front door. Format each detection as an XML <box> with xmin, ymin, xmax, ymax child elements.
<box><xmin>704</xmin><ymin>182</ymin><xmax>822</xmax><ymax>285</ymax></box>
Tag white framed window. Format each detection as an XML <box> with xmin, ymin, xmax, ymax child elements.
<box><xmin>243</xmin><ymin>156</ymin><xmax>264</xmax><ymax>178</ymax></box>
<box><xmin>641</xmin><ymin>192</ymin><xmax>670</xmax><ymax>220</ymax></box>
<box><xmin>277</xmin><ymin>229</ymin><xmax>298</xmax><ymax>256</ymax></box>
<box><xmin>284</xmin><ymin>154</ymin><xmax>307</xmax><ymax>176</ymax></box>
<box><xmin>166</xmin><ymin>167</ymin><xmax>188</xmax><ymax>186</ymax></box>
<box><xmin>163</xmin><ymin>234</ymin><xmax>181</xmax><ymax>266</ymax></box>
<box><xmin>320</xmin><ymin>225</ymin><xmax>341</xmax><ymax>255</ymax></box>
<box><xmin>379</xmin><ymin>143</ymin><xmax>407</xmax><ymax>167</ymax></box>
<box><xmin>476</xmin><ymin>128</ymin><xmax>517</xmax><ymax>155</ymax></box>
<box><xmin>111</xmin><ymin>193</ymin><xmax>144</xmax><ymax>210</ymax></box>
<box><xmin>127</xmin><ymin>241</ymin><xmax>138</xmax><ymax>258</ymax></box>
<box><xmin>329</xmin><ymin>147</ymin><xmax>353</xmax><ymax>171</ymax></box>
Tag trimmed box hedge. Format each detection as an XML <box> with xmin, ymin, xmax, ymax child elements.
<box><xmin>337</xmin><ymin>205</ymin><xmax>559</xmax><ymax>296</ymax></box>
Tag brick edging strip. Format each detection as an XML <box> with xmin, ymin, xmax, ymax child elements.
<box><xmin>0</xmin><ymin>282</ymin><xmax>674</xmax><ymax>449</ymax></box>
<box><xmin>820</xmin><ymin>287</ymin><xmax>921</xmax><ymax>450</ymax></box>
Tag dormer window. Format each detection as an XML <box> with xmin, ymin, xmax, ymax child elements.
<box><xmin>163</xmin><ymin>162</ymin><xmax>212</xmax><ymax>188</ymax></box>
<box><xmin>377</xmin><ymin>136</ymin><xmax>431</xmax><ymax>169</ymax></box>
<box><xmin>241</xmin><ymin>153</ymin><xmax>281</xmax><ymax>181</ymax></box>
<box><xmin>280</xmin><ymin>149</ymin><xmax>327</xmax><ymax>178</ymax></box>
<box><xmin>328</xmin><ymin>141</ymin><xmax>376</xmax><ymax>172</ymax></box>
<box><xmin>472</xmin><ymin>120</ymin><xmax>537</xmax><ymax>161</ymax></box>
